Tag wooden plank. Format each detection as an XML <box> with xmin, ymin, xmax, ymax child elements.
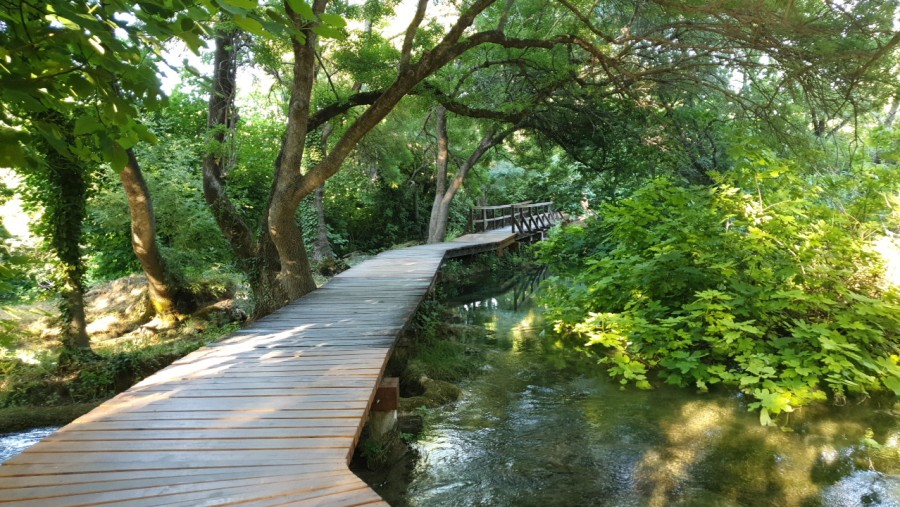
<box><xmin>46</xmin><ymin>427</ymin><xmax>357</xmax><ymax>442</ymax></box>
<box><xmin>93</xmin><ymin>397</ymin><xmax>371</xmax><ymax>413</ymax></box>
<box><xmin>0</xmin><ymin>468</ymin><xmax>346</xmax><ymax>501</ymax></box>
<box><xmin>134</xmin><ymin>380</ymin><xmax>377</xmax><ymax>391</ymax></box>
<box><xmin>265</xmin><ymin>484</ymin><xmax>388</xmax><ymax>507</ymax></box>
<box><xmin>0</xmin><ymin>460</ymin><xmax>345</xmax><ymax>477</ymax></box>
<box><xmin>52</xmin><ymin>418</ymin><xmax>361</xmax><ymax>431</ymax></box>
<box><xmin>4</xmin><ymin>472</ymin><xmax>358</xmax><ymax>507</ymax></box>
<box><xmin>75</xmin><ymin>408</ymin><xmax>367</xmax><ymax>422</ymax></box>
<box><xmin>4</xmin><ymin>450</ymin><xmax>347</xmax><ymax>466</ymax></box>
<box><xmin>145</xmin><ymin>477</ymin><xmax>373</xmax><ymax>507</ymax></box>
<box><xmin>110</xmin><ymin>388</ymin><xmax>375</xmax><ymax>401</ymax></box>
<box><xmin>21</xmin><ymin>437</ymin><xmax>354</xmax><ymax>453</ymax></box>
<box><xmin>0</xmin><ymin>464</ymin><xmax>340</xmax><ymax>487</ymax></box>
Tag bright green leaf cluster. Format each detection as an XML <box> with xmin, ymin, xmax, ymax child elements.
<box><xmin>538</xmin><ymin>156</ymin><xmax>900</xmax><ymax>424</ymax></box>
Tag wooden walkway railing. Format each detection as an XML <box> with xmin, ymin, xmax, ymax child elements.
<box><xmin>468</xmin><ymin>201</ymin><xmax>562</xmax><ymax>237</ymax></box>
<box><xmin>0</xmin><ymin>229</ymin><xmax>520</xmax><ymax>507</ymax></box>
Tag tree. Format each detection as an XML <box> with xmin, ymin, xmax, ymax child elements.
<box><xmin>20</xmin><ymin>112</ymin><xmax>92</xmax><ymax>350</ymax></box>
<box><xmin>0</xmin><ymin>0</ymin><xmax>230</xmax><ymax>325</ymax></box>
<box><xmin>426</xmin><ymin>107</ymin><xmax>516</xmax><ymax>243</ymax></box>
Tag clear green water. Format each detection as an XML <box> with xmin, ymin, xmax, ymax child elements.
<box><xmin>375</xmin><ymin>272</ymin><xmax>900</xmax><ymax>507</ymax></box>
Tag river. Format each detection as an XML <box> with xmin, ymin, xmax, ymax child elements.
<box><xmin>371</xmin><ymin>270</ymin><xmax>900</xmax><ymax>507</ymax></box>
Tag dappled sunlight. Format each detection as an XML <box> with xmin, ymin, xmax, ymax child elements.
<box><xmin>11</xmin><ymin>349</ymin><xmax>41</xmax><ymax>365</ymax></box>
<box><xmin>511</xmin><ymin>310</ymin><xmax>538</xmax><ymax>354</ymax></box>
<box><xmin>632</xmin><ymin>399</ymin><xmax>732</xmax><ymax>507</ymax></box>
<box><xmin>875</xmin><ymin>236</ymin><xmax>900</xmax><ymax>288</ymax></box>
<box><xmin>85</xmin><ymin>314</ymin><xmax>120</xmax><ymax>334</ymax></box>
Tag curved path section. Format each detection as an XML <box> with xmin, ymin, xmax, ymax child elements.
<box><xmin>0</xmin><ymin>230</ymin><xmax>516</xmax><ymax>507</ymax></box>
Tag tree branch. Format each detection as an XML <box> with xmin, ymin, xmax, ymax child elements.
<box><xmin>307</xmin><ymin>90</ymin><xmax>384</xmax><ymax>131</ymax></box>
<box><xmin>399</xmin><ymin>0</ymin><xmax>428</xmax><ymax>72</ymax></box>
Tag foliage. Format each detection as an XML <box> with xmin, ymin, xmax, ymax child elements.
<box><xmin>538</xmin><ymin>155</ymin><xmax>900</xmax><ymax>424</ymax></box>
<box><xmin>84</xmin><ymin>92</ymin><xmax>237</xmax><ymax>284</ymax></box>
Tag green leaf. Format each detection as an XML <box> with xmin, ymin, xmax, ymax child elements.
<box><xmin>179</xmin><ymin>16</ymin><xmax>195</xmax><ymax>32</ymax></box>
<box><xmin>217</xmin><ymin>0</ymin><xmax>257</xmax><ymax>13</ymax></box>
<box><xmin>104</xmin><ymin>143</ymin><xmax>129</xmax><ymax>171</ymax></box>
<box><xmin>759</xmin><ymin>408</ymin><xmax>775</xmax><ymax>426</ymax></box>
<box><xmin>74</xmin><ymin>116</ymin><xmax>103</xmax><ymax>135</ymax></box>
<box><xmin>116</xmin><ymin>130</ymin><xmax>140</xmax><ymax>150</ymax></box>
<box><xmin>232</xmin><ymin>16</ymin><xmax>268</xmax><ymax>37</ymax></box>
<box><xmin>320</xmin><ymin>13</ymin><xmax>346</xmax><ymax>27</ymax></box>
<box><xmin>133</xmin><ymin>124</ymin><xmax>159</xmax><ymax>144</ymax></box>
<box><xmin>883</xmin><ymin>376</ymin><xmax>900</xmax><ymax>396</ymax></box>
<box><xmin>286</xmin><ymin>0</ymin><xmax>314</xmax><ymax>19</ymax></box>
<box><xmin>311</xmin><ymin>24</ymin><xmax>344</xmax><ymax>39</ymax></box>
<box><xmin>0</xmin><ymin>142</ymin><xmax>26</xmax><ymax>168</ymax></box>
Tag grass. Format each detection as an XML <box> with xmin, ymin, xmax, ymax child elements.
<box><xmin>0</xmin><ymin>403</ymin><xmax>100</xmax><ymax>433</ymax></box>
<box><xmin>0</xmin><ymin>321</ymin><xmax>239</xmax><ymax>410</ymax></box>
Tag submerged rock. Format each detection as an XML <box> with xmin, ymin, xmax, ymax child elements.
<box><xmin>399</xmin><ymin>377</ymin><xmax>462</xmax><ymax>410</ymax></box>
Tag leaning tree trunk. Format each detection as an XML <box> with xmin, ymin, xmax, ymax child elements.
<box><xmin>264</xmin><ymin>8</ymin><xmax>322</xmax><ymax>304</ymax></box>
<box><xmin>426</xmin><ymin>107</ymin><xmax>450</xmax><ymax>244</ymax></box>
<box><xmin>427</xmin><ymin>108</ymin><xmax>514</xmax><ymax>244</ymax></box>
<box><xmin>120</xmin><ymin>149</ymin><xmax>193</xmax><ymax>321</ymax></box>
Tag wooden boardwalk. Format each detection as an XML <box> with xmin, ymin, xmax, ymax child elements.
<box><xmin>0</xmin><ymin>230</ymin><xmax>516</xmax><ymax>507</ymax></box>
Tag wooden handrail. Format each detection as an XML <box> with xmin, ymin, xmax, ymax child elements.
<box><xmin>469</xmin><ymin>200</ymin><xmax>561</xmax><ymax>235</ymax></box>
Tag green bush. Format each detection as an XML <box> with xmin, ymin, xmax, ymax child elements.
<box><xmin>538</xmin><ymin>161</ymin><xmax>900</xmax><ymax>425</ymax></box>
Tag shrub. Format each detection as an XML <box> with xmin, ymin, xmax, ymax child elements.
<box><xmin>538</xmin><ymin>161</ymin><xmax>900</xmax><ymax>425</ymax></box>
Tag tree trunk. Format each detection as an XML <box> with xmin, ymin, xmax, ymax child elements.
<box><xmin>312</xmin><ymin>184</ymin><xmax>334</xmax><ymax>261</ymax></box>
<box><xmin>427</xmin><ymin>109</ymin><xmax>514</xmax><ymax>243</ymax></box>
<box><xmin>311</xmin><ymin>125</ymin><xmax>335</xmax><ymax>262</ymax></box>
<box><xmin>427</xmin><ymin>107</ymin><xmax>450</xmax><ymax>244</ymax></box>
<box><xmin>120</xmin><ymin>149</ymin><xmax>192</xmax><ymax>321</ymax></box>
<box><xmin>263</xmin><ymin>4</ymin><xmax>323</xmax><ymax>303</ymax></box>
<box><xmin>33</xmin><ymin>112</ymin><xmax>91</xmax><ymax>350</ymax></box>
<box><xmin>61</xmin><ymin>278</ymin><xmax>89</xmax><ymax>350</ymax></box>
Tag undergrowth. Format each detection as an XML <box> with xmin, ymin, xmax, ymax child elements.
<box><xmin>538</xmin><ymin>160</ymin><xmax>900</xmax><ymax>425</ymax></box>
<box><xmin>0</xmin><ymin>322</ymin><xmax>238</xmax><ymax>409</ymax></box>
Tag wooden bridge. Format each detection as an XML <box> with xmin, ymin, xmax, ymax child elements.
<box><xmin>0</xmin><ymin>204</ymin><xmax>559</xmax><ymax>506</ymax></box>
<box><xmin>467</xmin><ymin>201</ymin><xmax>562</xmax><ymax>239</ymax></box>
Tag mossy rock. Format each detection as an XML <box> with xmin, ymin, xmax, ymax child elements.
<box><xmin>399</xmin><ymin>377</ymin><xmax>461</xmax><ymax>410</ymax></box>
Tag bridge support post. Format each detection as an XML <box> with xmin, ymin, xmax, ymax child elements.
<box><xmin>370</xmin><ymin>377</ymin><xmax>399</xmax><ymax>438</ymax></box>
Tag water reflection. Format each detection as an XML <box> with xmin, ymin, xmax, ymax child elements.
<box><xmin>377</xmin><ymin>270</ymin><xmax>900</xmax><ymax>507</ymax></box>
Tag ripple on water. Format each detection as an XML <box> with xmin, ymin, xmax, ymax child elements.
<box><xmin>375</xmin><ymin>275</ymin><xmax>900</xmax><ymax>507</ymax></box>
<box><xmin>0</xmin><ymin>427</ymin><xmax>58</xmax><ymax>463</ymax></box>
<box><xmin>821</xmin><ymin>471</ymin><xmax>900</xmax><ymax>507</ymax></box>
